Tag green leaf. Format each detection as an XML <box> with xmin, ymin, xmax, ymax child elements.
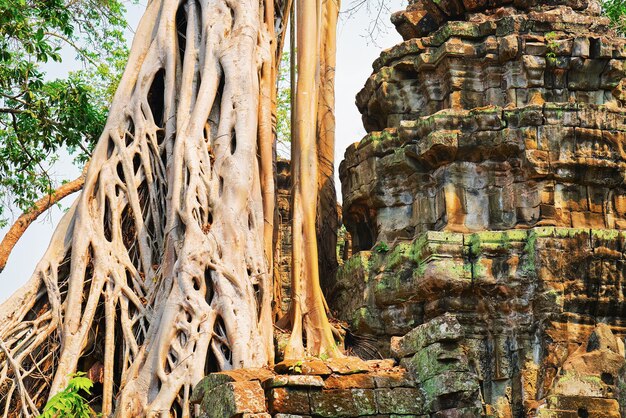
<box><xmin>0</xmin><ymin>0</ymin><xmax>129</xmax><ymax>225</ymax></box>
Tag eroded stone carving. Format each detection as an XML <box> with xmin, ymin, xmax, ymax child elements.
<box><xmin>336</xmin><ymin>0</ymin><xmax>626</xmax><ymax>415</ymax></box>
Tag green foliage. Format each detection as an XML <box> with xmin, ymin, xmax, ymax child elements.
<box><xmin>0</xmin><ymin>0</ymin><xmax>131</xmax><ymax>226</ymax></box>
<box><xmin>545</xmin><ymin>31</ymin><xmax>558</xmax><ymax>62</ymax></box>
<box><xmin>276</xmin><ymin>51</ymin><xmax>292</xmax><ymax>157</ymax></box>
<box><xmin>336</xmin><ymin>224</ymin><xmax>348</xmax><ymax>261</ymax></box>
<box><xmin>288</xmin><ymin>360</ymin><xmax>303</xmax><ymax>374</ymax></box>
<box><xmin>603</xmin><ymin>0</ymin><xmax>626</xmax><ymax>34</ymax></box>
<box><xmin>373</xmin><ymin>241</ymin><xmax>389</xmax><ymax>253</ymax></box>
<box><xmin>38</xmin><ymin>372</ymin><xmax>96</xmax><ymax>418</ymax></box>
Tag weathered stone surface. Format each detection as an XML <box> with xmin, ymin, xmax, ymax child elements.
<box><xmin>430</xmin><ymin>406</ymin><xmax>484</xmax><ymax>417</ymax></box>
<box><xmin>326</xmin><ymin>356</ymin><xmax>371</xmax><ymax>374</ymax></box>
<box><xmin>401</xmin><ymin>342</ymin><xmax>469</xmax><ymax>383</ymax></box>
<box><xmin>310</xmin><ymin>389</ymin><xmax>377</xmax><ymax>417</ymax></box>
<box><xmin>541</xmin><ymin>395</ymin><xmax>621</xmax><ymax>417</ymax></box>
<box><xmin>372</xmin><ymin>368</ymin><xmax>416</xmax><ymax>388</ymax></box>
<box><xmin>390</xmin><ymin>313</ymin><xmax>463</xmax><ymax>358</ymax></box>
<box><xmin>274</xmin><ymin>358</ymin><xmax>332</xmax><ymax>375</ymax></box>
<box><xmin>375</xmin><ymin>387</ymin><xmax>425</xmax><ymax>414</ymax></box>
<box><xmin>192</xmin><ymin>368</ymin><xmax>274</xmax><ymax>405</ymax></box>
<box><xmin>199</xmin><ymin>381</ymin><xmax>266</xmax><ymax>418</ymax></box>
<box><xmin>268</xmin><ymin>374</ymin><xmax>325</xmax><ymax>388</ymax></box>
<box><xmin>269</xmin><ymin>387</ymin><xmax>311</xmax><ymax>415</ymax></box>
<box><xmin>274</xmin><ymin>159</ymin><xmax>293</xmax><ymax>316</ymax></box>
<box><xmin>332</xmin><ymin>1</ymin><xmax>626</xmax><ymax>417</ymax></box>
<box><xmin>366</xmin><ymin>358</ymin><xmax>396</xmax><ymax>369</ymax></box>
<box><xmin>420</xmin><ymin>371</ymin><xmax>481</xmax><ymax>411</ymax></box>
<box><xmin>274</xmin><ymin>415</ymin><xmax>311</xmax><ymax>418</ymax></box>
<box><xmin>197</xmin><ymin>365</ymin><xmax>426</xmax><ymax>418</ymax></box>
<box><xmin>391</xmin><ymin>0</ymin><xmax>603</xmax><ymax>40</ymax></box>
<box><xmin>333</xmin><ymin>224</ymin><xmax>626</xmax><ymax>414</ymax></box>
<box><xmin>324</xmin><ymin>373</ymin><xmax>376</xmax><ymax>389</ymax></box>
<box><xmin>341</xmin><ymin>105</ymin><xmax>626</xmax><ymax>245</ymax></box>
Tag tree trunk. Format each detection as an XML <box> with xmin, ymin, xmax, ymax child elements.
<box><xmin>284</xmin><ymin>0</ymin><xmax>342</xmax><ymax>360</ymax></box>
<box><xmin>316</xmin><ymin>0</ymin><xmax>340</xmax><ymax>293</ymax></box>
<box><xmin>0</xmin><ymin>0</ymin><xmax>340</xmax><ymax>414</ymax></box>
<box><xmin>0</xmin><ymin>0</ymin><xmax>287</xmax><ymax>415</ymax></box>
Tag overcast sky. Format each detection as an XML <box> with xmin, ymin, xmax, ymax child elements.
<box><xmin>0</xmin><ymin>0</ymin><xmax>405</xmax><ymax>302</ymax></box>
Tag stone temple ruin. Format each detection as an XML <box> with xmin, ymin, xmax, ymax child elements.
<box><xmin>194</xmin><ymin>0</ymin><xmax>626</xmax><ymax>416</ymax></box>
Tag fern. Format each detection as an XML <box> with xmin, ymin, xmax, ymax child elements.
<box><xmin>373</xmin><ymin>241</ymin><xmax>389</xmax><ymax>253</ymax></box>
<box><xmin>38</xmin><ymin>372</ymin><xmax>96</xmax><ymax>418</ymax></box>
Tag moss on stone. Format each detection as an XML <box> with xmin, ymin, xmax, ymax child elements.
<box><xmin>591</xmin><ymin>228</ymin><xmax>621</xmax><ymax>241</ymax></box>
<box><xmin>338</xmin><ymin>251</ymin><xmax>372</xmax><ymax>283</ymax></box>
<box><xmin>521</xmin><ymin>230</ymin><xmax>538</xmax><ymax>276</ymax></box>
<box><xmin>383</xmin><ymin>242</ymin><xmax>413</xmax><ymax>271</ymax></box>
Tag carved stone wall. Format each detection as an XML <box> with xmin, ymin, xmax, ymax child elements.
<box><xmin>336</xmin><ymin>0</ymin><xmax>626</xmax><ymax>416</ymax></box>
<box><xmin>275</xmin><ymin>159</ymin><xmax>292</xmax><ymax>316</ymax></box>
<box><xmin>341</xmin><ymin>0</ymin><xmax>626</xmax><ymax>249</ymax></box>
<box><xmin>194</xmin><ymin>314</ymin><xmax>626</xmax><ymax>417</ymax></box>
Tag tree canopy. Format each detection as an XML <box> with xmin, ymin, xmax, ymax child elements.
<box><xmin>0</xmin><ymin>0</ymin><xmax>131</xmax><ymax>226</ymax></box>
<box><xmin>604</xmin><ymin>0</ymin><xmax>626</xmax><ymax>33</ymax></box>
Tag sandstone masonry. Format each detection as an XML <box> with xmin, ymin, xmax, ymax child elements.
<box><xmin>335</xmin><ymin>0</ymin><xmax>626</xmax><ymax>416</ymax></box>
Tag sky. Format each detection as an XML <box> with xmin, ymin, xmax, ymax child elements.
<box><xmin>0</xmin><ymin>0</ymin><xmax>405</xmax><ymax>302</ymax></box>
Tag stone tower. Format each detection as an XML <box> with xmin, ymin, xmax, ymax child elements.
<box><xmin>335</xmin><ymin>0</ymin><xmax>626</xmax><ymax>415</ymax></box>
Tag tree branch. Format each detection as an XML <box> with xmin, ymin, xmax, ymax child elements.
<box><xmin>0</xmin><ymin>165</ymin><xmax>88</xmax><ymax>274</ymax></box>
<box><xmin>0</xmin><ymin>107</ymin><xmax>26</xmax><ymax>115</ymax></box>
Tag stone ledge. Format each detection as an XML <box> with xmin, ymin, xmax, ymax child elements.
<box><xmin>192</xmin><ymin>358</ymin><xmax>426</xmax><ymax>418</ymax></box>
<box><xmin>332</xmin><ymin>227</ymin><xmax>626</xmax><ymax>337</ymax></box>
<box><xmin>391</xmin><ymin>0</ymin><xmax>605</xmax><ymax>40</ymax></box>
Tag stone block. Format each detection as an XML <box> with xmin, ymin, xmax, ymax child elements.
<box><xmin>401</xmin><ymin>342</ymin><xmax>469</xmax><ymax>383</ymax></box>
<box><xmin>420</xmin><ymin>371</ymin><xmax>480</xmax><ymax>411</ymax></box>
<box><xmin>324</xmin><ymin>373</ymin><xmax>376</xmax><ymax>389</ymax></box>
<box><xmin>431</xmin><ymin>406</ymin><xmax>484</xmax><ymax>417</ymax></box>
<box><xmin>310</xmin><ymin>389</ymin><xmax>377</xmax><ymax>417</ymax></box>
<box><xmin>372</xmin><ymin>369</ymin><xmax>416</xmax><ymax>388</ymax></box>
<box><xmin>274</xmin><ymin>415</ymin><xmax>311</xmax><ymax>418</ymax></box>
<box><xmin>390</xmin><ymin>313</ymin><xmax>463</xmax><ymax>358</ymax></box>
<box><xmin>269</xmin><ymin>387</ymin><xmax>311</xmax><ymax>415</ymax></box>
<box><xmin>366</xmin><ymin>359</ymin><xmax>396</xmax><ymax>369</ymax></box>
<box><xmin>375</xmin><ymin>387</ymin><xmax>425</xmax><ymax>414</ymax></box>
<box><xmin>268</xmin><ymin>374</ymin><xmax>325</xmax><ymax>388</ymax></box>
<box><xmin>572</xmin><ymin>37</ymin><xmax>590</xmax><ymax>58</ymax></box>
<box><xmin>544</xmin><ymin>395</ymin><xmax>620</xmax><ymax>417</ymax></box>
<box><xmin>200</xmin><ymin>381</ymin><xmax>266</xmax><ymax>418</ymax></box>
<box><xmin>192</xmin><ymin>368</ymin><xmax>274</xmax><ymax>404</ymax></box>
<box><xmin>274</xmin><ymin>358</ymin><xmax>332</xmax><ymax>375</ymax></box>
<box><xmin>326</xmin><ymin>356</ymin><xmax>370</xmax><ymax>374</ymax></box>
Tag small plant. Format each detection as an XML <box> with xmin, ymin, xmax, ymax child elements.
<box><xmin>373</xmin><ymin>241</ymin><xmax>389</xmax><ymax>253</ymax></box>
<box><xmin>319</xmin><ymin>352</ymin><xmax>329</xmax><ymax>361</ymax></box>
<box><xmin>38</xmin><ymin>372</ymin><xmax>96</xmax><ymax>418</ymax></box>
<box><xmin>288</xmin><ymin>360</ymin><xmax>303</xmax><ymax>374</ymax></box>
<box><xmin>545</xmin><ymin>31</ymin><xmax>558</xmax><ymax>62</ymax></box>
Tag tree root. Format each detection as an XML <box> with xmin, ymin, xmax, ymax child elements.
<box><xmin>0</xmin><ymin>0</ymin><xmax>288</xmax><ymax>415</ymax></box>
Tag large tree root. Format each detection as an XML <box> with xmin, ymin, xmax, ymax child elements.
<box><xmin>0</xmin><ymin>0</ymin><xmax>280</xmax><ymax>416</ymax></box>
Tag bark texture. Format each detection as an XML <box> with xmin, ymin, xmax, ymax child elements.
<box><xmin>0</xmin><ymin>0</ymin><xmax>290</xmax><ymax>415</ymax></box>
<box><xmin>284</xmin><ymin>0</ymin><xmax>342</xmax><ymax>360</ymax></box>
<box><xmin>316</xmin><ymin>0</ymin><xmax>340</xmax><ymax>292</ymax></box>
